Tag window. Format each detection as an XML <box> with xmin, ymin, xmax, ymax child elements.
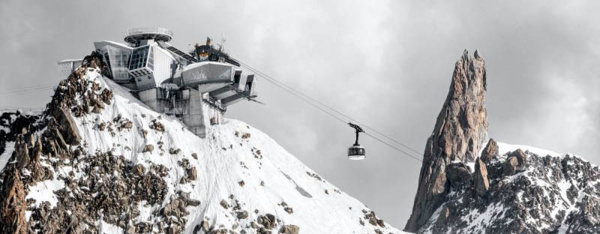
<box><xmin>129</xmin><ymin>46</ymin><xmax>150</xmax><ymax>70</ymax></box>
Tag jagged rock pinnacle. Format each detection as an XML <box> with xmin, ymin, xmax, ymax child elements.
<box><xmin>405</xmin><ymin>50</ymin><xmax>488</xmax><ymax>232</ymax></box>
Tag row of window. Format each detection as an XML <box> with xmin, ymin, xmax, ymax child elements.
<box><xmin>131</xmin><ymin>69</ymin><xmax>149</xmax><ymax>78</ymax></box>
<box><xmin>129</xmin><ymin>46</ymin><xmax>151</xmax><ymax>70</ymax></box>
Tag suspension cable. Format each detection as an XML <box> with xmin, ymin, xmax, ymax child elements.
<box><xmin>235</xmin><ymin>59</ymin><xmax>424</xmax><ymax>162</ymax></box>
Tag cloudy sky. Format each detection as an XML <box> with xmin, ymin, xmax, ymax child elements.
<box><xmin>1</xmin><ymin>0</ymin><xmax>599</xmax><ymax>229</ymax></box>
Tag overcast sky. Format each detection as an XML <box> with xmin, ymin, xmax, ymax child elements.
<box><xmin>1</xmin><ymin>0</ymin><xmax>599</xmax><ymax>229</ymax></box>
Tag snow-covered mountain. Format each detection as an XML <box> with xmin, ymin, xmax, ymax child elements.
<box><xmin>0</xmin><ymin>57</ymin><xmax>402</xmax><ymax>233</ymax></box>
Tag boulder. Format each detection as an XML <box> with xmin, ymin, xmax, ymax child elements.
<box><xmin>220</xmin><ymin>199</ymin><xmax>228</xmax><ymax>209</ymax></box>
<box><xmin>142</xmin><ymin>144</ymin><xmax>154</xmax><ymax>153</ymax></box>
<box><xmin>481</xmin><ymin>138</ymin><xmax>499</xmax><ymax>163</ymax></box>
<box><xmin>101</xmin><ymin>88</ymin><xmax>113</xmax><ymax>105</ymax></box>
<box><xmin>237</xmin><ymin>210</ymin><xmax>249</xmax><ymax>219</ymax></box>
<box><xmin>503</xmin><ymin>156</ymin><xmax>519</xmax><ymax>176</ymax></box>
<box><xmin>509</xmin><ymin>149</ymin><xmax>527</xmax><ymax>167</ymax></box>
<box><xmin>278</xmin><ymin>225</ymin><xmax>300</xmax><ymax>234</ymax></box>
<box><xmin>474</xmin><ymin>158</ymin><xmax>490</xmax><ymax>196</ymax></box>
<box><xmin>121</xmin><ymin>121</ymin><xmax>133</xmax><ymax>130</ymax></box>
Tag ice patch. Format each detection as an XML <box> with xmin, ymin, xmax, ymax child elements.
<box><xmin>99</xmin><ymin>219</ymin><xmax>124</xmax><ymax>234</ymax></box>
<box><xmin>26</xmin><ymin>178</ymin><xmax>65</xmax><ymax>208</ymax></box>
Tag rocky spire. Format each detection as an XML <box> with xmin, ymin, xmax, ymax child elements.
<box><xmin>405</xmin><ymin>50</ymin><xmax>488</xmax><ymax>232</ymax></box>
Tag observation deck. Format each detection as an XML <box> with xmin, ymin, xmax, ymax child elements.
<box><xmin>124</xmin><ymin>27</ymin><xmax>173</xmax><ymax>44</ymax></box>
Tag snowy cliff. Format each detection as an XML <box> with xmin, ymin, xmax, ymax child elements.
<box><xmin>0</xmin><ymin>56</ymin><xmax>401</xmax><ymax>233</ymax></box>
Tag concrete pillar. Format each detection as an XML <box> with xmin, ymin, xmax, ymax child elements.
<box><xmin>183</xmin><ymin>87</ymin><xmax>206</xmax><ymax>138</ymax></box>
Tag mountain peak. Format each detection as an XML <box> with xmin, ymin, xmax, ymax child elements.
<box><xmin>405</xmin><ymin>50</ymin><xmax>488</xmax><ymax>232</ymax></box>
<box><xmin>405</xmin><ymin>50</ymin><xmax>600</xmax><ymax>233</ymax></box>
<box><xmin>0</xmin><ymin>53</ymin><xmax>402</xmax><ymax>233</ymax></box>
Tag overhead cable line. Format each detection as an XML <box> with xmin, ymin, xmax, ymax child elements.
<box><xmin>235</xmin><ymin>59</ymin><xmax>424</xmax><ymax>162</ymax></box>
<box><xmin>0</xmin><ymin>85</ymin><xmax>55</xmax><ymax>97</ymax></box>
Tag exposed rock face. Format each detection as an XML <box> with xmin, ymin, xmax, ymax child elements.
<box><xmin>405</xmin><ymin>50</ymin><xmax>488</xmax><ymax>232</ymax></box>
<box><xmin>0</xmin><ymin>170</ymin><xmax>27</xmax><ymax>234</ymax></box>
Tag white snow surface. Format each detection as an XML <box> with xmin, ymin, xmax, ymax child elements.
<box><xmin>27</xmin><ymin>69</ymin><xmax>403</xmax><ymax>233</ymax></box>
<box><xmin>496</xmin><ymin>142</ymin><xmax>561</xmax><ymax>158</ymax></box>
<box><xmin>0</xmin><ymin>142</ymin><xmax>15</xmax><ymax>173</ymax></box>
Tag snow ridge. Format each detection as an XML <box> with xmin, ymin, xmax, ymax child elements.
<box><xmin>418</xmin><ymin>140</ymin><xmax>600</xmax><ymax>234</ymax></box>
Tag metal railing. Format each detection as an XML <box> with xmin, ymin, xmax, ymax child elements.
<box><xmin>125</xmin><ymin>27</ymin><xmax>173</xmax><ymax>37</ymax></box>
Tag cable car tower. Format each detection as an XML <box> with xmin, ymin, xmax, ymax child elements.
<box><xmin>348</xmin><ymin>122</ymin><xmax>366</xmax><ymax>160</ymax></box>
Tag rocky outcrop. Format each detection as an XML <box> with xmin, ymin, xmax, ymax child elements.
<box><xmin>474</xmin><ymin>158</ymin><xmax>489</xmax><ymax>196</ymax></box>
<box><xmin>405</xmin><ymin>50</ymin><xmax>488</xmax><ymax>232</ymax></box>
<box><xmin>481</xmin><ymin>138</ymin><xmax>498</xmax><ymax>163</ymax></box>
<box><xmin>418</xmin><ymin>145</ymin><xmax>600</xmax><ymax>234</ymax></box>
<box><xmin>0</xmin><ymin>169</ymin><xmax>27</xmax><ymax>234</ymax></box>
<box><xmin>0</xmin><ymin>111</ymin><xmax>40</xmax><ymax>156</ymax></box>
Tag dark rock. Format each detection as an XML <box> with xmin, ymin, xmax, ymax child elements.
<box><xmin>54</xmin><ymin>107</ymin><xmax>82</xmax><ymax>145</ymax></box>
<box><xmin>284</xmin><ymin>207</ymin><xmax>293</xmax><ymax>214</ymax></box>
<box><xmin>100</xmin><ymin>89</ymin><xmax>113</xmax><ymax>105</ymax></box>
<box><xmin>188</xmin><ymin>167</ymin><xmax>197</xmax><ymax>181</ymax></box>
<box><xmin>509</xmin><ymin>149</ymin><xmax>527</xmax><ymax>167</ymax></box>
<box><xmin>474</xmin><ymin>158</ymin><xmax>490</xmax><ymax>196</ymax></box>
<box><xmin>259</xmin><ymin>214</ymin><xmax>277</xmax><ymax>229</ymax></box>
<box><xmin>481</xmin><ymin>138</ymin><xmax>499</xmax><ymax>163</ymax></box>
<box><xmin>503</xmin><ymin>156</ymin><xmax>519</xmax><ymax>176</ymax></box>
<box><xmin>169</xmin><ymin>148</ymin><xmax>180</xmax><ymax>155</ymax></box>
<box><xmin>446</xmin><ymin>162</ymin><xmax>472</xmax><ymax>189</ymax></box>
<box><xmin>237</xmin><ymin>211</ymin><xmax>249</xmax><ymax>219</ymax></box>
<box><xmin>134</xmin><ymin>164</ymin><xmax>145</xmax><ymax>176</ymax></box>
<box><xmin>121</xmin><ymin>120</ymin><xmax>133</xmax><ymax>130</ymax></box>
<box><xmin>150</xmin><ymin>120</ymin><xmax>165</xmax><ymax>132</ymax></box>
<box><xmin>142</xmin><ymin>144</ymin><xmax>154</xmax><ymax>153</ymax></box>
<box><xmin>278</xmin><ymin>225</ymin><xmax>299</xmax><ymax>234</ymax></box>
<box><xmin>220</xmin><ymin>199</ymin><xmax>228</xmax><ymax>209</ymax></box>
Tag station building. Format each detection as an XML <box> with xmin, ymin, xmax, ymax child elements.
<box><xmin>58</xmin><ymin>27</ymin><xmax>258</xmax><ymax>138</ymax></box>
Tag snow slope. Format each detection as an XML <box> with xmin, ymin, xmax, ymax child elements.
<box><xmin>12</xmin><ymin>69</ymin><xmax>402</xmax><ymax>233</ymax></box>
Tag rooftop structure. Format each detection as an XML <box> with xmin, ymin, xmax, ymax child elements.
<box><xmin>124</xmin><ymin>27</ymin><xmax>173</xmax><ymax>46</ymax></box>
<box><xmin>58</xmin><ymin>27</ymin><xmax>258</xmax><ymax>138</ymax></box>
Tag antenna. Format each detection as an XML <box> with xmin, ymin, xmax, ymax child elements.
<box><xmin>218</xmin><ymin>34</ymin><xmax>227</xmax><ymax>52</ymax></box>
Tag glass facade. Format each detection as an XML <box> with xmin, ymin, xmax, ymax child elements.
<box><xmin>107</xmin><ymin>46</ymin><xmax>132</xmax><ymax>81</ymax></box>
<box><xmin>130</xmin><ymin>45</ymin><xmax>150</xmax><ymax>70</ymax></box>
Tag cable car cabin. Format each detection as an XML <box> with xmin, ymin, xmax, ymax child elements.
<box><xmin>348</xmin><ymin>122</ymin><xmax>366</xmax><ymax>160</ymax></box>
<box><xmin>348</xmin><ymin>145</ymin><xmax>366</xmax><ymax>160</ymax></box>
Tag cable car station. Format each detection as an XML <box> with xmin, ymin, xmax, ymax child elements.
<box><xmin>58</xmin><ymin>27</ymin><xmax>258</xmax><ymax>138</ymax></box>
